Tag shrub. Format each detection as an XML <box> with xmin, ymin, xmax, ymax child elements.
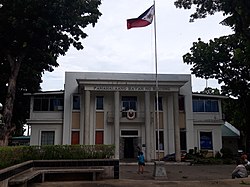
<box><xmin>0</xmin><ymin>144</ymin><xmax>115</xmax><ymax>169</ymax></box>
<box><xmin>220</xmin><ymin>148</ymin><xmax>234</xmax><ymax>159</ymax></box>
<box><xmin>215</xmin><ymin>151</ymin><xmax>222</xmax><ymax>159</ymax></box>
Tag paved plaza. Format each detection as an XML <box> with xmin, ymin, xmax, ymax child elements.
<box><xmin>31</xmin><ymin>162</ymin><xmax>250</xmax><ymax>187</ymax></box>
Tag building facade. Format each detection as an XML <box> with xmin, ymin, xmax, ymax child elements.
<box><xmin>26</xmin><ymin>72</ymin><xmax>225</xmax><ymax>161</ymax></box>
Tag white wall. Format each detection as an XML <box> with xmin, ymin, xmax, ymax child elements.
<box><xmin>179</xmin><ymin>76</ymin><xmax>194</xmax><ymax>152</ymax></box>
<box><xmin>193</xmin><ymin>125</ymin><xmax>222</xmax><ymax>155</ymax></box>
<box><xmin>30</xmin><ymin>124</ymin><xmax>62</xmax><ymax>145</ymax></box>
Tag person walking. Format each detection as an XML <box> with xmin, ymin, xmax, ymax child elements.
<box><xmin>137</xmin><ymin>151</ymin><xmax>145</xmax><ymax>174</ymax></box>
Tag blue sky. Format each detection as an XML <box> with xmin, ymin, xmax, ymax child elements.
<box><xmin>41</xmin><ymin>0</ymin><xmax>232</xmax><ymax>92</ymax></box>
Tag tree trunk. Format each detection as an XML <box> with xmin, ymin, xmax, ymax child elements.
<box><xmin>0</xmin><ymin>54</ymin><xmax>22</xmax><ymax>146</ymax></box>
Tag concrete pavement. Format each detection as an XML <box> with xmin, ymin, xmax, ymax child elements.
<box><xmin>31</xmin><ymin>162</ymin><xmax>250</xmax><ymax>187</ymax></box>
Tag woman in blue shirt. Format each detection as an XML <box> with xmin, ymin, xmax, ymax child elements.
<box><xmin>137</xmin><ymin>151</ymin><xmax>145</xmax><ymax>174</ymax></box>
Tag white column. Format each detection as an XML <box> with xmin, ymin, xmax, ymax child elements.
<box><xmin>114</xmin><ymin>91</ymin><xmax>120</xmax><ymax>159</ymax></box>
<box><xmin>163</xmin><ymin>96</ymin><xmax>168</xmax><ymax>156</ymax></box>
<box><xmin>167</xmin><ymin>94</ymin><xmax>175</xmax><ymax>154</ymax></box>
<box><xmin>145</xmin><ymin>91</ymin><xmax>151</xmax><ymax>161</ymax></box>
<box><xmin>84</xmin><ymin>90</ymin><xmax>90</xmax><ymax>145</ymax></box>
<box><xmin>173</xmin><ymin>92</ymin><xmax>181</xmax><ymax>162</ymax></box>
<box><xmin>80</xmin><ymin>94</ymin><xmax>85</xmax><ymax>144</ymax></box>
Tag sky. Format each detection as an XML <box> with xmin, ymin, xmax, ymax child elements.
<box><xmin>41</xmin><ymin>0</ymin><xmax>233</xmax><ymax>92</ymax></box>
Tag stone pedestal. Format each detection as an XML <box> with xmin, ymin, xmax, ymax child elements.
<box><xmin>153</xmin><ymin>161</ymin><xmax>167</xmax><ymax>180</ymax></box>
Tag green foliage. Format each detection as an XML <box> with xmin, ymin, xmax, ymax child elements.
<box><xmin>194</xmin><ymin>157</ymin><xmax>224</xmax><ymax>165</ymax></box>
<box><xmin>174</xmin><ymin>0</ymin><xmax>250</xmax><ymax>150</ymax></box>
<box><xmin>198</xmin><ymin>87</ymin><xmax>221</xmax><ymax>95</ymax></box>
<box><xmin>182</xmin><ymin>35</ymin><xmax>250</xmax><ymax>98</ymax></box>
<box><xmin>220</xmin><ymin>147</ymin><xmax>234</xmax><ymax>159</ymax></box>
<box><xmin>186</xmin><ymin>148</ymin><xmax>234</xmax><ymax>165</ymax></box>
<box><xmin>0</xmin><ymin>0</ymin><xmax>102</xmax><ymax>143</ymax></box>
<box><xmin>215</xmin><ymin>151</ymin><xmax>222</xmax><ymax>159</ymax></box>
<box><xmin>0</xmin><ymin>144</ymin><xmax>115</xmax><ymax>169</ymax></box>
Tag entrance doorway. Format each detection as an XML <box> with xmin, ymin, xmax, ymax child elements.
<box><xmin>124</xmin><ymin>137</ymin><xmax>135</xmax><ymax>158</ymax></box>
<box><xmin>122</xmin><ymin>137</ymin><xmax>140</xmax><ymax>159</ymax></box>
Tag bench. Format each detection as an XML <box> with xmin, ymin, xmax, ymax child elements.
<box><xmin>8</xmin><ymin>168</ymin><xmax>104</xmax><ymax>187</ymax></box>
<box><xmin>8</xmin><ymin>170</ymin><xmax>43</xmax><ymax>187</ymax></box>
<box><xmin>40</xmin><ymin>168</ymin><xmax>104</xmax><ymax>181</ymax></box>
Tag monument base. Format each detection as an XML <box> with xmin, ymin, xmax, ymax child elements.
<box><xmin>153</xmin><ymin>161</ymin><xmax>167</xmax><ymax>180</ymax></box>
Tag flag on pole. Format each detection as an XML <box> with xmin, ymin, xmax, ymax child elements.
<box><xmin>127</xmin><ymin>5</ymin><xmax>154</xmax><ymax>29</ymax></box>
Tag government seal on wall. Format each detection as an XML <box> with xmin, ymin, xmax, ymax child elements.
<box><xmin>127</xmin><ymin>109</ymin><xmax>136</xmax><ymax>120</ymax></box>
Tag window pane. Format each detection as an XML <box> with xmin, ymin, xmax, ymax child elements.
<box><xmin>130</xmin><ymin>101</ymin><xmax>137</xmax><ymax>110</ymax></box>
<box><xmin>180</xmin><ymin>130</ymin><xmax>187</xmax><ymax>150</ymax></box>
<box><xmin>41</xmin><ymin>131</ymin><xmax>55</xmax><ymax>145</ymax></box>
<box><xmin>121</xmin><ymin>96</ymin><xmax>137</xmax><ymax>111</ymax></box>
<box><xmin>71</xmin><ymin>131</ymin><xmax>79</xmax><ymax>145</ymax></box>
<box><xmin>179</xmin><ymin>96</ymin><xmax>185</xmax><ymax>111</ymax></box>
<box><xmin>122</xmin><ymin>96</ymin><xmax>137</xmax><ymax>101</ymax></box>
<box><xmin>155</xmin><ymin>97</ymin><xmax>163</xmax><ymax>111</ymax></box>
<box><xmin>193</xmin><ymin>100</ymin><xmax>204</xmax><ymax>112</ymax></box>
<box><xmin>34</xmin><ymin>98</ymin><xmax>41</xmax><ymax>111</ymax></box>
<box><xmin>96</xmin><ymin>96</ymin><xmax>104</xmax><ymax>110</ymax></box>
<box><xmin>206</xmin><ymin>100</ymin><xmax>219</xmax><ymax>112</ymax></box>
<box><xmin>50</xmin><ymin>98</ymin><xmax>64</xmax><ymax>111</ymax></box>
<box><xmin>34</xmin><ymin>95</ymin><xmax>64</xmax><ymax>111</ymax></box>
<box><xmin>95</xmin><ymin>131</ymin><xmax>104</xmax><ymax>144</ymax></box>
<box><xmin>121</xmin><ymin>130</ymin><xmax>138</xmax><ymax>136</ymax></box>
<box><xmin>122</xmin><ymin>101</ymin><xmax>130</xmax><ymax>111</ymax></box>
<box><xmin>211</xmin><ymin>100</ymin><xmax>219</xmax><ymax>112</ymax></box>
<box><xmin>156</xmin><ymin>131</ymin><xmax>164</xmax><ymax>150</ymax></box>
<box><xmin>73</xmin><ymin>96</ymin><xmax>80</xmax><ymax>110</ymax></box>
<box><xmin>41</xmin><ymin>98</ymin><xmax>49</xmax><ymax>111</ymax></box>
<box><xmin>200</xmin><ymin>132</ymin><xmax>213</xmax><ymax>150</ymax></box>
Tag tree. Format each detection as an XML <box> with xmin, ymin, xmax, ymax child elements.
<box><xmin>0</xmin><ymin>0</ymin><xmax>102</xmax><ymax>146</ymax></box>
<box><xmin>174</xmin><ymin>0</ymin><xmax>250</xmax><ymax>151</ymax></box>
<box><xmin>197</xmin><ymin>87</ymin><xmax>221</xmax><ymax>95</ymax></box>
<box><xmin>182</xmin><ymin>35</ymin><xmax>250</xmax><ymax>98</ymax></box>
<box><xmin>0</xmin><ymin>54</ymin><xmax>44</xmax><ymax>137</ymax></box>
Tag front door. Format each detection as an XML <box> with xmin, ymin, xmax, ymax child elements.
<box><xmin>124</xmin><ymin>137</ymin><xmax>135</xmax><ymax>159</ymax></box>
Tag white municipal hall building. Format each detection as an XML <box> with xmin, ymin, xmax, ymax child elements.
<box><xmin>26</xmin><ymin>72</ymin><xmax>226</xmax><ymax>161</ymax></box>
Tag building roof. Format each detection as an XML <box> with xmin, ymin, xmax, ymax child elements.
<box><xmin>221</xmin><ymin>121</ymin><xmax>240</xmax><ymax>137</ymax></box>
<box><xmin>24</xmin><ymin>90</ymin><xmax>64</xmax><ymax>96</ymax></box>
<box><xmin>192</xmin><ymin>93</ymin><xmax>228</xmax><ymax>99</ymax></box>
<box><xmin>74</xmin><ymin>72</ymin><xmax>191</xmax><ymax>92</ymax></box>
<box><xmin>69</xmin><ymin>72</ymin><xmax>191</xmax><ymax>82</ymax></box>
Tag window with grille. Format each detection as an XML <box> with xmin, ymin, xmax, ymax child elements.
<box><xmin>96</xmin><ymin>96</ymin><xmax>104</xmax><ymax>110</ymax></box>
<box><xmin>41</xmin><ymin>131</ymin><xmax>55</xmax><ymax>145</ymax></box>
<box><xmin>121</xmin><ymin>96</ymin><xmax>137</xmax><ymax>117</ymax></box>
<box><xmin>34</xmin><ymin>95</ymin><xmax>64</xmax><ymax>111</ymax></box>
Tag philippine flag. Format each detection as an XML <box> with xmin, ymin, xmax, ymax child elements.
<box><xmin>127</xmin><ymin>5</ymin><xmax>154</xmax><ymax>29</ymax></box>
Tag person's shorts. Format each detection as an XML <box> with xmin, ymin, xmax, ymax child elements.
<box><xmin>138</xmin><ymin>162</ymin><xmax>145</xmax><ymax>166</ymax></box>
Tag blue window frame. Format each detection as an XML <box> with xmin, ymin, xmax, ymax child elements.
<box><xmin>200</xmin><ymin>131</ymin><xmax>213</xmax><ymax>150</ymax></box>
<box><xmin>193</xmin><ymin>99</ymin><xmax>219</xmax><ymax>112</ymax></box>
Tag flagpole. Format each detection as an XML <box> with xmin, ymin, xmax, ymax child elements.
<box><xmin>153</xmin><ymin>0</ymin><xmax>160</xmax><ymax>162</ymax></box>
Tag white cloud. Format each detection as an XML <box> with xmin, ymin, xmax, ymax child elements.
<box><xmin>41</xmin><ymin>0</ymin><xmax>232</xmax><ymax>92</ymax></box>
